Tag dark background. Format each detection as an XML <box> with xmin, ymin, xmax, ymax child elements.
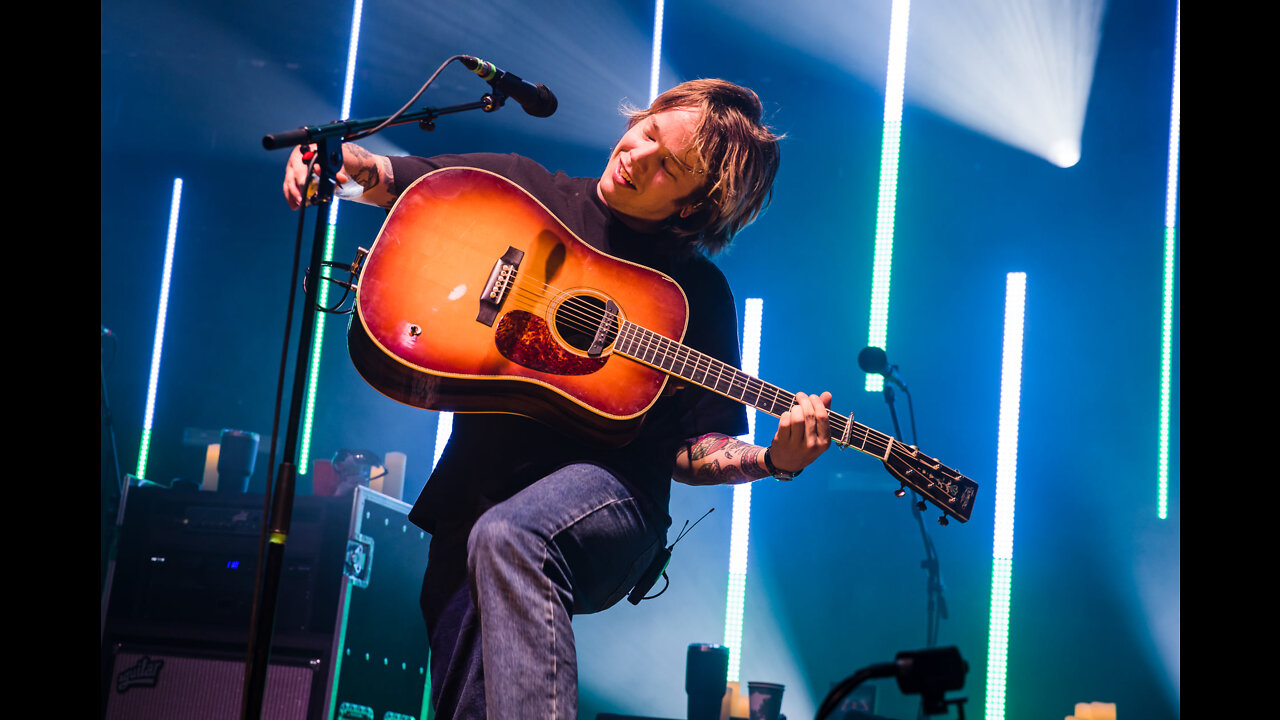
<box><xmin>101</xmin><ymin>0</ymin><xmax>1179</xmax><ymax>718</ymax></box>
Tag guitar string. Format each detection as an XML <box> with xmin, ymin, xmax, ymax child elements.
<box><xmin>498</xmin><ymin>276</ymin><xmax>940</xmax><ymax>466</ymax></box>
<box><xmin>498</xmin><ymin>276</ymin><xmax>898</xmax><ymax>457</ymax></box>
<box><xmin>500</xmin><ymin>284</ymin><xmax>853</xmax><ymax>435</ymax></box>
<box><xmin>499</xmin><ymin>284</ymin><xmax>829</xmax><ymax>430</ymax></box>
<box><xmin>501</xmin><ymin>281</ymin><xmax>835</xmax><ymax>418</ymax></box>
<box><xmin>511</xmin><ymin>279</ymin><xmax>968</xmax><ymax>480</ymax></box>
<box><xmin>496</xmin><ymin>277</ymin><xmax>967</xmax><ymax>501</ymax></box>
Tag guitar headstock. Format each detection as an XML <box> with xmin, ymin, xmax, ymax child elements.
<box><xmin>882</xmin><ymin>442</ymin><xmax>979</xmax><ymax>524</ymax></box>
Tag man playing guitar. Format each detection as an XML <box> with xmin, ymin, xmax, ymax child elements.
<box><xmin>283</xmin><ymin>78</ymin><xmax>833</xmax><ymax>719</ymax></box>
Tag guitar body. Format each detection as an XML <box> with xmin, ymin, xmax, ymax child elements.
<box><xmin>348</xmin><ymin>166</ymin><xmax>690</xmax><ymax>446</ymax></box>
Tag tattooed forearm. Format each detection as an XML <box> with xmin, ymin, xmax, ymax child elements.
<box><xmin>345</xmin><ymin>145</ymin><xmax>380</xmax><ymax>188</ymax></box>
<box><xmin>688</xmin><ymin>434</ymin><xmax>735</xmax><ymax>461</ymax></box>
<box><xmin>343</xmin><ymin>145</ymin><xmax>397</xmax><ymax>207</ymax></box>
<box><xmin>676</xmin><ymin>433</ymin><xmax>770</xmax><ymax>486</ymax></box>
<box><xmin>739</xmin><ymin>444</ymin><xmax>766</xmax><ymax>476</ymax></box>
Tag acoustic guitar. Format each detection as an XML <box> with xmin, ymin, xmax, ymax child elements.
<box><xmin>346</xmin><ymin>167</ymin><xmax>978</xmax><ymax>523</ymax></box>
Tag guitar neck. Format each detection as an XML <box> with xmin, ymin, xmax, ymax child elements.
<box><xmin>614</xmin><ymin>320</ymin><xmax>978</xmax><ymax>523</ymax></box>
<box><xmin>613</xmin><ymin>321</ymin><xmax>895</xmax><ymax>460</ymax></box>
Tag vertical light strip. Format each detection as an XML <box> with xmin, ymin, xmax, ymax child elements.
<box><xmin>298</xmin><ymin>0</ymin><xmax>365</xmax><ymax>470</ymax></box>
<box><xmin>327</xmin><ymin>0</ymin><xmax>365</xmax><ymax>229</ymax></box>
<box><xmin>298</xmin><ymin>223</ymin><xmax>339</xmax><ymax>470</ymax></box>
<box><xmin>648</xmin><ymin>0</ymin><xmax>665</xmax><ymax>104</ymax></box>
<box><xmin>724</xmin><ymin>298</ymin><xmax>763</xmax><ymax>685</ymax></box>
<box><xmin>134</xmin><ymin>178</ymin><xmax>184</xmax><ymax>481</ymax></box>
<box><xmin>1157</xmin><ymin>2</ymin><xmax>1179</xmax><ymax>520</ymax></box>
<box><xmin>865</xmin><ymin>0</ymin><xmax>913</xmax><ymax>392</ymax></box>
<box><xmin>984</xmin><ymin>272</ymin><xmax>1026</xmax><ymax>720</ymax></box>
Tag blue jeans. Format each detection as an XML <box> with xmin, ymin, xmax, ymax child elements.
<box><xmin>419</xmin><ymin>463</ymin><xmax>669</xmax><ymax>719</ymax></box>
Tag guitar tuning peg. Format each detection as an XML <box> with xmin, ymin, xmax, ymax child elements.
<box><xmin>916</xmin><ymin>499</ymin><xmax>927</xmax><ymax>512</ymax></box>
<box><xmin>937</xmin><ymin>514</ymin><xmax>949</xmax><ymax>527</ymax></box>
<box><xmin>894</xmin><ymin>485</ymin><xmax>907</xmax><ymax>498</ymax></box>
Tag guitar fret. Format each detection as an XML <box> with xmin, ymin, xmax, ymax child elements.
<box><xmin>669</xmin><ymin>341</ymin><xmax>688</xmax><ymax>376</ymax></box>
<box><xmin>759</xmin><ymin>390</ymin><xmax>782</xmax><ymax>416</ymax></box>
<box><xmin>644</xmin><ymin>331</ymin><xmax>661</xmax><ymax>365</ymax></box>
<box><xmin>665</xmin><ymin>335</ymin><xmax>686</xmax><ymax>371</ymax></box>
<box><xmin>641</xmin><ymin>331</ymin><xmax>659</xmax><ymax>364</ymax></box>
<box><xmin>618</xmin><ymin>324</ymin><xmax>899</xmax><ymax>462</ymax></box>
<box><xmin>712</xmin><ymin>362</ymin><xmax>732</xmax><ymax>395</ymax></box>
<box><xmin>666</xmin><ymin>337</ymin><xmax>687</xmax><ymax>375</ymax></box>
<box><xmin>866</xmin><ymin>429</ymin><xmax>894</xmax><ymax>460</ymax></box>
<box><xmin>619</xmin><ymin>322</ymin><xmax>778</xmax><ymax>412</ymax></box>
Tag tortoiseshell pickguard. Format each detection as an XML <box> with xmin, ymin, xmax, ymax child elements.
<box><xmin>494</xmin><ymin>310</ymin><xmax>606</xmax><ymax>375</ymax></box>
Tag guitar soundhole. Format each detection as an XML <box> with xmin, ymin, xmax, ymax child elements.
<box><xmin>554</xmin><ymin>295</ymin><xmax>618</xmax><ymax>353</ymax></box>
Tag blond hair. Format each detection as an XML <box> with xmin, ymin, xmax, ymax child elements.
<box><xmin>624</xmin><ymin>79</ymin><xmax>783</xmax><ymax>254</ymax></box>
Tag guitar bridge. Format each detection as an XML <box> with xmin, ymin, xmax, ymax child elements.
<box><xmin>477</xmin><ymin>246</ymin><xmax>525</xmax><ymax>327</ymax></box>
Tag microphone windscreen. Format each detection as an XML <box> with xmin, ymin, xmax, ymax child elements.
<box><xmin>858</xmin><ymin>346</ymin><xmax>888</xmax><ymax>374</ymax></box>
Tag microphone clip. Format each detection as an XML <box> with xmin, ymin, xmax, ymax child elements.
<box><xmin>481</xmin><ymin>91</ymin><xmax>505</xmax><ymax>113</ymax></box>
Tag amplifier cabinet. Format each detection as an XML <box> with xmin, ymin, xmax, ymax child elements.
<box><xmin>104</xmin><ymin>644</ymin><xmax>319</xmax><ymax>720</ymax></box>
<box><xmin>101</xmin><ymin>484</ymin><xmax>432</xmax><ymax>720</ymax></box>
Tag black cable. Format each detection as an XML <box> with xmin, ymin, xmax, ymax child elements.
<box><xmin>345</xmin><ymin>55</ymin><xmax>468</xmax><ymax>143</ymax></box>
<box><xmin>638</xmin><ymin>572</ymin><xmax>670</xmax><ymax>601</ymax></box>
<box><xmin>815</xmin><ymin>664</ymin><xmax>897</xmax><ymax>720</ymax></box>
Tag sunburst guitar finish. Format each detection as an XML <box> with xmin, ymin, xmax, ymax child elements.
<box><xmin>348</xmin><ymin>166</ymin><xmax>687</xmax><ymax>447</ymax></box>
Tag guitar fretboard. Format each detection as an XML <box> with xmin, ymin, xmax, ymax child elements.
<box><xmin>613</xmin><ymin>319</ymin><xmax>978</xmax><ymax>523</ymax></box>
<box><xmin>614</xmin><ymin>321</ymin><xmax>896</xmax><ymax>461</ymax></box>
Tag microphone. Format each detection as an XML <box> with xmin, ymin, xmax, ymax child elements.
<box><xmin>460</xmin><ymin>55</ymin><xmax>558</xmax><ymax>118</ymax></box>
<box><xmin>858</xmin><ymin>346</ymin><xmax>909</xmax><ymax>392</ymax></box>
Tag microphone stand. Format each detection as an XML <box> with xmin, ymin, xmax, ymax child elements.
<box><xmin>247</xmin><ymin>83</ymin><xmax>511</xmax><ymax>719</ymax></box>
<box><xmin>238</xmin><ymin>132</ymin><xmax>335</xmax><ymax>720</ymax></box>
<box><xmin>877</xmin><ymin>378</ymin><xmax>947</xmax><ymax>652</ymax></box>
<box><xmin>883</xmin><ymin>384</ymin><xmax>904</xmax><ymax>444</ymax></box>
<box><xmin>101</xmin><ymin>331</ymin><xmax>123</xmax><ymax>594</ymax></box>
<box><xmin>261</xmin><ymin>91</ymin><xmax>509</xmax><ymax>150</ymax></box>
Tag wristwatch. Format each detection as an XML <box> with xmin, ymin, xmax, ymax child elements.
<box><xmin>763</xmin><ymin>449</ymin><xmax>802</xmax><ymax>481</ymax></box>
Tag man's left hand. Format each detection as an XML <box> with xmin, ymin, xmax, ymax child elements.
<box><xmin>767</xmin><ymin>391</ymin><xmax>833</xmax><ymax>475</ymax></box>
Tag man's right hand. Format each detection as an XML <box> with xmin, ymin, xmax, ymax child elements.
<box><xmin>282</xmin><ymin>143</ymin><xmax>397</xmax><ymax>210</ymax></box>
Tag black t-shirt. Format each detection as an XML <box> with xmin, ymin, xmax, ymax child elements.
<box><xmin>386</xmin><ymin>153</ymin><xmax>749</xmax><ymax>533</ymax></box>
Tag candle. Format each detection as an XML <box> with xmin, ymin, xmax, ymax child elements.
<box><xmin>203</xmin><ymin>443</ymin><xmax>220</xmax><ymax>491</ymax></box>
<box><xmin>382</xmin><ymin>451</ymin><xmax>407</xmax><ymax>501</ymax></box>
